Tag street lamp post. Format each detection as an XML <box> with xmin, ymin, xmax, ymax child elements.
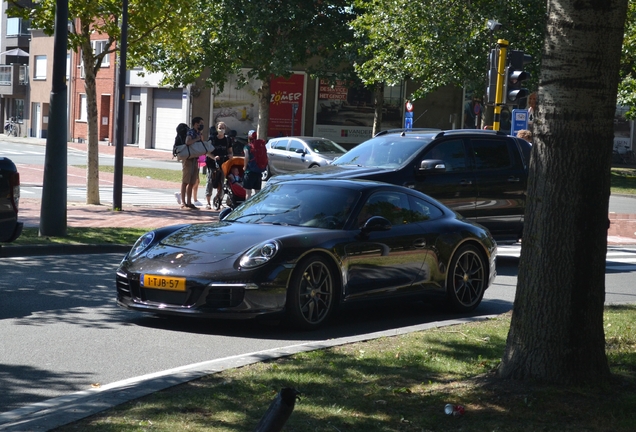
<box><xmin>113</xmin><ymin>0</ymin><xmax>128</xmax><ymax>210</ymax></box>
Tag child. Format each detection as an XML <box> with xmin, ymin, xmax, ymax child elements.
<box><xmin>228</xmin><ymin>166</ymin><xmax>242</xmax><ymax>185</ymax></box>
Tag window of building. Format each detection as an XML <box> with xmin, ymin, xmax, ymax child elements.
<box><xmin>6</xmin><ymin>18</ymin><xmax>29</xmax><ymax>37</ymax></box>
<box><xmin>13</xmin><ymin>99</ymin><xmax>24</xmax><ymax>122</ymax></box>
<box><xmin>34</xmin><ymin>56</ymin><xmax>47</xmax><ymax>80</ymax></box>
<box><xmin>92</xmin><ymin>40</ymin><xmax>110</xmax><ymax>66</ymax></box>
<box><xmin>78</xmin><ymin>94</ymin><xmax>87</xmax><ymax>121</ymax></box>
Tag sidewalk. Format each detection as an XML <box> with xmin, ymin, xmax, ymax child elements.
<box><xmin>5</xmin><ymin>135</ymin><xmax>636</xmax><ymax>244</ymax></box>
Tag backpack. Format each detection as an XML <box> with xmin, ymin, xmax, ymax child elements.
<box><xmin>249</xmin><ymin>139</ymin><xmax>268</xmax><ymax>172</ymax></box>
<box><xmin>173</xmin><ymin>123</ymin><xmax>189</xmax><ymax>157</ymax></box>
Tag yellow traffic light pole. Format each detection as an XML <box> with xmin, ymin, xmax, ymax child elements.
<box><xmin>493</xmin><ymin>39</ymin><xmax>508</xmax><ymax>131</ymax></box>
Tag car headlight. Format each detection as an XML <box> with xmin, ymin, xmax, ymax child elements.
<box><xmin>129</xmin><ymin>232</ymin><xmax>155</xmax><ymax>259</ymax></box>
<box><xmin>239</xmin><ymin>240</ymin><xmax>280</xmax><ymax>269</ymax></box>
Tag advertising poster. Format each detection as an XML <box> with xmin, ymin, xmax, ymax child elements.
<box><xmin>314</xmin><ymin>79</ymin><xmax>403</xmax><ymax>144</ymax></box>
<box><xmin>212</xmin><ymin>72</ymin><xmax>260</xmax><ymax>138</ymax></box>
<box><xmin>614</xmin><ymin>105</ymin><xmax>633</xmax><ymax>152</ymax></box>
<box><xmin>212</xmin><ymin>71</ymin><xmax>306</xmax><ymax>139</ymax></box>
<box><xmin>268</xmin><ymin>74</ymin><xmax>305</xmax><ymax>137</ymax></box>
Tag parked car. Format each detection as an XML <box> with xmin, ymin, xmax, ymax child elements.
<box><xmin>269</xmin><ymin>129</ymin><xmax>532</xmax><ymax>243</ymax></box>
<box><xmin>263</xmin><ymin>136</ymin><xmax>347</xmax><ymax>180</ymax></box>
<box><xmin>0</xmin><ymin>156</ymin><xmax>23</xmax><ymax>242</ymax></box>
<box><xmin>116</xmin><ymin>179</ymin><xmax>496</xmax><ymax>330</ymax></box>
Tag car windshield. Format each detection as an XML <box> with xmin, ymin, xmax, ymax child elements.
<box><xmin>332</xmin><ymin>136</ymin><xmax>432</xmax><ymax>168</ymax></box>
<box><xmin>306</xmin><ymin>139</ymin><xmax>347</xmax><ymax>154</ymax></box>
<box><xmin>225</xmin><ymin>183</ymin><xmax>361</xmax><ymax>229</ymax></box>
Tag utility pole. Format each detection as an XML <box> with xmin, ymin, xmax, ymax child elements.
<box><xmin>39</xmin><ymin>0</ymin><xmax>68</xmax><ymax>236</ymax></box>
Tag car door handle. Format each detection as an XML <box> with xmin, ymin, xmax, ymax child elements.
<box><xmin>507</xmin><ymin>176</ymin><xmax>520</xmax><ymax>182</ymax></box>
<box><xmin>413</xmin><ymin>239</ymin><xmax>426</xmax><ymax>248</ymax></box>
<box><xmin>459</xmin><ymin>179</ymin><xmax>473</xmax><ymax>185</ymax></box>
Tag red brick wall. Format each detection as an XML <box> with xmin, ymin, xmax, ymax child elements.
<box><xmin>69</xmin><ymin>20</ymin><xmax>116</xmax><ymax>143</ymax></box>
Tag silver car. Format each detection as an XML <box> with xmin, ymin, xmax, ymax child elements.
<box><xmin>264</xmin><ymin>136</ymin><xmax>347</xmax><ymax>179</ymax></box>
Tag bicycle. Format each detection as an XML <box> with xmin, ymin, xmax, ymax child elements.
<box><xmin>623</xmin><ymin>150</ymin><xmax>636</xmax><ymax>165</ymax></box>
<box><xmin>4</xmin><ymin>117</ymin><xmax>19</xmax><ymax>137</ymax></box>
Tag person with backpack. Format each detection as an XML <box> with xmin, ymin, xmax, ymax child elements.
<box><xmin>243</xmin><ymin>130</ymin><xmax>268</xmax><ymax>199</ymax></box>
<box><xmin>173</xmin><ymin>120</ymin><xmax>202</xmax><ymax>210</ymax></box>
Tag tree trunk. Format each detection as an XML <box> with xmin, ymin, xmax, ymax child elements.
<box><xmin>498</xmin><ymin>0</ymin><xmax>628</xmax><ymax>385</ymax></box>
<box><xmin>257</xmin><ymin>79</ymin><xmax>271</xmax><ymax>139</ymax></box>
<box><xmin>82</xmin><ymin>41</ymin><xmax>100</xmax><ymax>205</ymax></box>
<box><xmin>372</xmin><ymin>82</ymin><xmax>384</xmax><ymax>136</ymax></box>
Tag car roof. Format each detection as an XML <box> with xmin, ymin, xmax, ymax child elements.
<box><xmin>375</xmin><ymin>128</ymin><xmax>514</xmax><ymax>140</ymax></box>
<box><xmin>272</xmin><ymin>177</ymin><xmax>414</xmax><ymax>193</ymax></box>
<box><xmin>268</xmin><ymin>136</ymin><xmax>333</xmax><ymax>141</ymax></box>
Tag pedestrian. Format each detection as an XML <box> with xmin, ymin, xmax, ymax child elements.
<box><xmin>516</xmin><ymin>129</ymin><xmax>533</xmax><ymax>144</ymax></box>
<box><xmin>527</xmin><ymin>92</ymin><xmax>537</xmax><ymax>131</ymax></box>
<box><xmin>464</xmin><ymin>95</ymin><xmax>482</xmax><ymax>129</ymax></box>
<box><xmin>206</xmin><ymin>121</ymin><xmax>233</xmax><ymax>210</ymax></box>
<box><xmin>243</xmin><ymin>130</ymin><xmax>266</xmax><ymax>199</ymax></box>
<box><xmin>178</xmin><ymin>116</ymin><xmax>205</xmax><ymax>210</ymax></box>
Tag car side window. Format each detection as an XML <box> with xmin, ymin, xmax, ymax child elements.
<box><xmin>407</xmin><ymin>196</ymin><xmax>444</xmax><ymax>222</ymax></box>
<box><xmin>471</xmin><ymin>139</ymin><xmax>512</xmax><ymax>170</ymax></box>
<box><xmin>273</xmin><ymin>139</ymin><xmax>289</xmax><ymax>151</ymax></box>
<box><xmin>357</xmin><ymin>192</ymin><xmax>410</xmax><ymax>227</ymax></box>
<box><xmin>288</xmin><ymin>139</ymin><xmax>304</xmax><ymax>153</ymax></box>
<box><xmin>424</xmin><ymin>139</ymin><xmax>468</xmax><ymax>172</ymax></box>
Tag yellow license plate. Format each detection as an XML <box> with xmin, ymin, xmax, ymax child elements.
<box><xmin>141</xmin><ymin>274</ymin><xmax>186</xmax><ymax>291</ymax></box>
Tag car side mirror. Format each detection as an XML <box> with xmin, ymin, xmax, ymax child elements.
<box><xmin>295</xmin><ymin>148</ymin><xmax>306</xmax><ymax>155</ymax></box>
<box><xmin>219</xmin><ymin>207</ymin><xmax>232</xmax><ymax>220</ymax></box>
<box><xmin>360</xmin><ymin>216</ymin><xmax>391</xmax><ymax>236</ymax></box>
<box><xmin>419</xmin><ymin>159</ymin><xmax>446</xmax><ymax>172</ymax></box>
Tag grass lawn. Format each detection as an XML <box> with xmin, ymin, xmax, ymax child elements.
<box><xmin>11</xmin><ymin>227</ymin><xmax>148</xmax><ymax>246</ymax></box>
<box><xmin>611</xmin><ymin>167</ymin><xmax>636</xmax><ymax>195</ymax></box>
<box><xmin>54</xmin><ymin>306</ymin><xmax>636</xmax><ymax>431</ymax></box>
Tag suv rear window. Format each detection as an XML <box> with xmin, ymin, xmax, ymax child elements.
<box><xmin>471</xmin><ymin>139</ymin><xmax>512</xmax><ymax>170</ymax></box>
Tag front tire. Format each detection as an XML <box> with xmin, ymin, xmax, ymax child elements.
<box><xmin>286</xmin><ymin>254</ymin><xmax>337</xmax><ymax>330</ymax></box>
<box><xmin>446</xmin><ymin>244</ymin><xmax>487</xmax><ymax>312</ymax></box>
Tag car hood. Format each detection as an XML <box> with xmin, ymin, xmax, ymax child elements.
<box><xmin>144</xmin><ymin>221</ymin><xmax>314</xmax><ymax>264</ymax></box>
<box><xmin>270</xmin><ymin>164</ymin><xmax>394</xmax><ymax>183</ymax></box>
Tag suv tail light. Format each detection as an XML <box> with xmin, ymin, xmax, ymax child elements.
<box><xmin>9</xmin><ymin>171</ymin><xmax>20</xmax><ymax>214</ymax></box>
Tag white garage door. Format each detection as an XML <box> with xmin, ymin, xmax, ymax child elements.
<box><xmin>153</xmin><ymin>90</ymin><xmax>185</xmax><ymax>150</ymax></box>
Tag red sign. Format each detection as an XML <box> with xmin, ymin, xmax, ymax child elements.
<box><xmin>268</xmin><ymin>74</ymin><xmax>305</xmax><ymax>136</ymax></box>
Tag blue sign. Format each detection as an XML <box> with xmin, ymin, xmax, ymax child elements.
<box><xmin>511</xmin><ymin>109</ymin><xmax>528</xmax><ymax>136</ymax></box>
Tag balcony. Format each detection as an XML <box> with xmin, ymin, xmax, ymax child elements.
<box><xmin>0</xmin><ymin>65</ymin><xmax>28</xmax><ymax>97</ymax></box>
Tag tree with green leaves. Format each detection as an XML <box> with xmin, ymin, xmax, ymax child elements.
<box><xmin>618</xmin><ymin>0</ymin><xmax>636</xmax><ymax>117</ymax></box>
<box><xmin>498</xmin><ymin>0</ymin><xmax>628</xmax><ymax>384</ymax></box>
<box><xmin>10</xmin><ymin>0</ymin><xmax>193</xmax><ymax>204</ymax></box>
<box><xmin>137</xmin><ymin>0</ymin><xmax>356</xmax><ymax>140</ymax></box>
<box><xmin>351</xmin><ymin>0</ymin><xmax>546</xmax><ymax>101</ymax></box>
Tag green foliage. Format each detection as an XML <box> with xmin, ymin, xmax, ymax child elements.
<box><xmin>618</xmin><ymin>0</ymin><xmax>636</xmax><ymax>117</ymax></box>
<box><xmin>134</xmin><ymin>0</ymin><xmax>356</xmax><ymax>91</ymax></box>
<box><xmin>13</xmin><ymin>227</ymin><xmax>147</xmax><ymax>245</ymax></box>
<box><xmin>351</xmin><ymin>0</ymin><xmax>546</xmax><ymax>99</ymax></box>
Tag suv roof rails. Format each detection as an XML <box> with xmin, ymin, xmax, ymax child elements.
<box><xmin>374</xmin><ymin>128</ymin><xmax>442</xmax><ymax>137</ymax></box>
<box><xmin>434</xmin><ymin>129</ymin><xmax>509</xmax><ymax>139</ymax></box>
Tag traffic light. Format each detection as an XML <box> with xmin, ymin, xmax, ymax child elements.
<box><xmin>486</xmin><ymin>48</ymin><xmax>499</xmax><ymax>104</ymax></box>
<box><xmin>503</xmin><ymin>50</ymin><xmax>531</xmax><ymax>105</ymax></box>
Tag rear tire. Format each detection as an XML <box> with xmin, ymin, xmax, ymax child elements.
<box><xmin>446</xmin><ymin>245</ymin><xmax>487</xmax><ymax>312</ymax></box>
<box><xmin>286</xmin><ymin>254</ymin><xmax>337</xmax><ymax>330</ymax></box>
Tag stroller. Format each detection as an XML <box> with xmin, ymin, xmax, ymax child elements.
<box><xmin>219</xmin><ymin>157</ymin><xmax>246</xmax><ymax>209</ymax></box>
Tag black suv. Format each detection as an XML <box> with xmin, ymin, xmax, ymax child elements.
<box><xmin>0</xmin><ymin>156</ymin><xmax>23</xmax><ymax>242</ymax></box>
<box><xmin>270</xmin><ymin>129</ymin><xmax>532</xmax><ymax>243</ymax></box>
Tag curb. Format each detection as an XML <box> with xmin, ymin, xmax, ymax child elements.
<box><xmin>0</xmin><ymin>244</ymin><xmax>132</xmax><ymax>258</ymax></box>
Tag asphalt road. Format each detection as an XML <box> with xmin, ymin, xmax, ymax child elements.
<box><xmin>1</xmin><ymin>248</ymin><xmax>636</xmax><ymax>417</ymax></box>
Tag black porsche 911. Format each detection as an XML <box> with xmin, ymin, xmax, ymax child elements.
<box><xmin>116</xmin><ymin>179</ymin><xmax>497</xmax><ymax>330</ymax></box>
